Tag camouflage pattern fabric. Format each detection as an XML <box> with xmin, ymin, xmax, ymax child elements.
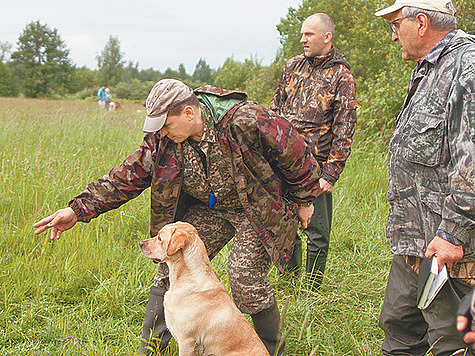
<box><xmin>68</xmin><ymin>85</ymin><xmax>321</xmax><ymax>273</ymax></box>
<box><xmin>404</xmin><ymin>256</ymin><xmax>475</xmax><ymax>287</ymax></box>
<box><xmin>181</xmin><ymin>105</ymin><xmax>242</xmax><ymax>211</ymax></box>
<box><xmin>270</xmin><ymin>46</ymin><xmax>357</xmax><ymax>184</ymax></box>
<box><xmin>386</xmin><ymin>31</ymin><xmax>475</xmax><ymax>264</ymax></box>
<box><xmin>153</xmin><ymin>205</ymin><xmax>275</xmax><ymax>315</ymax></box>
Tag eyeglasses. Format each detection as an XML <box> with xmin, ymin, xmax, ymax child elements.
<box><xmin>388</xmin><ymin>16</ymin><xmax>407</xmax><ymax>33</ymax></box>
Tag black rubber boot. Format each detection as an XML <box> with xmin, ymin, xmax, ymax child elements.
<box><xmin>251</xmin><ymin>303</ymin><xmax>285</xmax><ymax>356</ymax></box>
<box><xmin>306</xmin><ymin>248</ymin><xmax>328</xmax><ymax>292</ymax></box>
<box><xmin>284</xmin><ymin>235</ymin><xmax>302</xmax><ymax>274</ymax></box>
<box><xmin>138</xmin><ymin>284</ymin><xmax>172</xmax><ymax>355</ymax></box>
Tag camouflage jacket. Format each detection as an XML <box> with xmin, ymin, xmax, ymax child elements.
<box><xmin>69</xmin><ymin>86</ymin><xmax>321</xmax><ymax>271</ymax></box>
<box><xmin>387</xmin><ymin>30</ymin><xmax>475</xmax><ymax>262</ymax></box>
<box><xmin>270</xmin><ymin>47</ymin><xmax>357</xmax><ymax>184</ymax></box>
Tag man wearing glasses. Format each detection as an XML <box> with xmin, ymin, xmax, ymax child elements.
<box><xmin>375</xmin><ymin>0</ymin><xmax>474</xmax><ymax>354</ymax></box>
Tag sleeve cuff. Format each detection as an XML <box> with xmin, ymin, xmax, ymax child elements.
<box><xmin>68</xmin><ymin>199</ymin><xmax>90</xmax><ymax>223</ymax></box>
<box><xmin>322</xmin><ymin>173</ymin><xmax>336</xmax><ymax>185</ymax></box>
<box><xmin>438</xmin><ymin>219</ymin><xmax>470</xmax><ymax>244</ymax></box>
<box><xmin>436</xmin><ymin>229</ymin><xmax>464</xmax><ymax>246</ymax></box>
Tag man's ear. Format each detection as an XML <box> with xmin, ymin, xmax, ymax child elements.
<box><xmin>167</xmin><ymin>228</ymin><xmax>186</xmax><ymax>256</ymax></box>
<box><xmin>416</xmin><ymin>13</ymin><xmax>429</xmax><ymax>35</ymax></box>
<box><xmin>184</xmin><ymin>105</ymin><xmax>194</xmax><ymax>120</ymax></box>
<box><xmin>324</xmin><ymin>31</ymin><xmax>333</xmax><ymax>44</ymax></box>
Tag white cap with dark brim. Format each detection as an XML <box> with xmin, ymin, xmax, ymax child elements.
<box><xmin>375</xmin><ymin>0</ymin><xmax>456</xmax><ymax>19</ymax></box>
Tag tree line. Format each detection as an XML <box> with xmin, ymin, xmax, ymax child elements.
<box><xmin>0</xmin><ymin>0</ymin><xmax>472</xmax><ymax>137</ymax></box>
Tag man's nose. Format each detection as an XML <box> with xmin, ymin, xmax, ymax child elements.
<box><xmin>300</xmin><ymin>35</ymin><xmax>306</xmax><ymax>43</ymax></box>
<box><xmin>391</xmin><ymin>31</ymin><xmax>398</xmax><ymax>42</ymax></box>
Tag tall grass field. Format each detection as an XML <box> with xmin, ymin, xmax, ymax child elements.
<box><xmin>1</xmin><ymin>97</ymin><xmax>394</xmax><ymax>355</ymax></box>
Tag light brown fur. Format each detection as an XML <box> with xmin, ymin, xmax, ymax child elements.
<box><xmin>140</xmin><ymin>221</ymin><xmax>270</xmax><ymax>356</ymax></box>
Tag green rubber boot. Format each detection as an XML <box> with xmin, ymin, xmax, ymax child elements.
<box><xmin>138</xmin><ymin>285</ymin><xmax>172</xmax><ymax>355</ymax></box>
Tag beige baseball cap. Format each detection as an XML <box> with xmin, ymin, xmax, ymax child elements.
<box><xmin>375</xmin><ymin>0</ymin><xmax>456</xmax><ymax>19</ymax></box>
<box><xmin>143</xmin><ymin>79</ymin><xmax>194</xmax><ymax>133</ymax></box>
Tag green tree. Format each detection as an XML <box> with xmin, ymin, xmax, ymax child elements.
<box><xmin>214</xmin><ymin>56</ymin><xmax>260</xmax><ymax>91</ymax></box>
<box><xmin>65</xmin><ymin>66</ymin><xmax>99</xmax><ymax>94</ymax></box>
<box><xmin>192</xmin><ymin>58</ymin><xmax>214</xmax><ymax>85</ymax></box>
<box><xmin>97</xmin><ymin>35</ymin><xmax>124</xmax><ymax>86</ymax></box>
<box><xmin>177</xmin><ymin>63</ymin><xmax>188</xmax><ymax>80</ymax></box>
<box><xmin>138</xmin><ymin>67</ymin><xmax>162</xmax><ymax>82</ymax></box>
<box><xmin>0</xmin><ymin>62</ymin><xmax>19</xmax><ymax>96</ymax></box>
<box><xmin>122</xmin><ymin>60</ymin><xmax>142</xmax><ymax>82</ymax></box>
<box><xmin>243</xmin><ymin>57</ymin><xmax>286</xmax><ymax>106</ymax></box>
<box><xmin>11</xmin><ymin>21</ymin><xmax>72</xmax><ymax>97</ymax></box>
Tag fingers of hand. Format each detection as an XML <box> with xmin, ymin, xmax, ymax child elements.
<box><xmin>457</xmin><ymin>316</ymin><xmax>469</xmax><ymax>331</ymax></box>
<box><xmin>33</xmin><ymin>215</ymin><xmax>52</xmax><ymax>228</ymax></box>
<box><xmin>50</xmin><ymin>227</ymin><xmax>62</xmax><ymax>240</ymax></box>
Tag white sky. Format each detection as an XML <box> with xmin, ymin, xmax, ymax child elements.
<box><xmin>1</xmin><ymin>0</ymin><xmax>302</xmax><ymax>73</ymax></box>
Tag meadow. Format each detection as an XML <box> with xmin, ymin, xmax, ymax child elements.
<box><xmin>1</xmin><ymin>97</ymin><xmax>392</xmax><ymax>355</ymax></box>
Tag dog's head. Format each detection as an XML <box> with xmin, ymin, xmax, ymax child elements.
<box><xmin>139</xmin><ymin>222</ymin><xmax>197</xmax><ymax>263</ymax></box>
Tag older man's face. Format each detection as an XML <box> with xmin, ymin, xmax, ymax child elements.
<box><xmin>389</xmin><ymin>10</ymin><xmax>421</xmax><ymax>62</ymax></box>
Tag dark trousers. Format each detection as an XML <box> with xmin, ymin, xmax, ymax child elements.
<box><xmin>286</xmin><ymin>193</ymin><xmax>332</xmax><ymax>290</ymax></box>
<box><xmin>379</xmin><ymin>254</ymin><xmax>472</xmax><ymax>355</ymax></box>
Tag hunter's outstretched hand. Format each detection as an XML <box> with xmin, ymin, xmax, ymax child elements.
<box><xmin>33</xmin><ymin>207</ymin><xmax>78</xmax><ymax>240</ymax></box>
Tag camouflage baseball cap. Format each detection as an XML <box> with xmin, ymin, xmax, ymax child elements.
<box><xmin>375</xmin><ymin>0</ymin><xmax>456</xmax><ymax>19</ymax></box>
<box><xmin>143</xmin><ymin>79</ymin><xmax>194</xmax><ymax>133</ymax></box>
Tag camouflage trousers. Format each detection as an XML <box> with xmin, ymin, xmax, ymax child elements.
<box><xmin>153</xmin><ymin>203</ymin><xmax>276</xmax><ymax>315</ymax></box>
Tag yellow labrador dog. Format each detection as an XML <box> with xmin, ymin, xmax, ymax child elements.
<box><xmin>140</xmin><ymin>221</ymin><xmax>270</xmax><ymax>356</ymax></box>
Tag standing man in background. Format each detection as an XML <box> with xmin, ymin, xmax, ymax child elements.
<box><xmin>271</xmin><ymin>13</ymin><xmax>357</xmax><ymax>291</ymax></box>
<box><xmin>375</xmin><ymin>0</ymin><xmax>474</xmax><ymax>354</ymax></box>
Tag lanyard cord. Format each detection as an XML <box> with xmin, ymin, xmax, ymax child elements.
<box><xmin>187</xmin><ymin>138</ymin><xmax>208</xmax><ymax>178</ymax></box>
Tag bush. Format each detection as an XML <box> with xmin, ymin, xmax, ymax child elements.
<box><xmin>114</xmin><ymin>79</ymin><xmax>155</xmax><ymax>101</ymax></box>
<box><xmin>0</xmin><ymin>62</ymin><xmax>19</xmax><ymax>97</ymax></box>
<box><xmin>356</xmin><ymin>54</ymin><xmax>413</xmax><ymax>140</ymax></box>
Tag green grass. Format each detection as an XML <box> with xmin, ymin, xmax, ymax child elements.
<box><xmin>1</xmin><ymin>97</ymin><xmax>392</xmax><ymax>355</ymax></box>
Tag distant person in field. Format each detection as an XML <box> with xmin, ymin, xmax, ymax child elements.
<box><xmin>104</xmin><ymin>88</ymin><xmax>112</xmax><ymax>111</ymax></box>
<box><xmin>270</xmin><ymin>13</ymin><xmax>357</xmax><ymax>292</ymax></box>
<box><xmin>374</xmin><ymin>0</ymin><xmax>474</xmax><ymax>354</ymax></box>
<box><xmin>97</xmin><ymin>84</ymin><xmax>106</xmax><ymax>108</ymax></box>
<box><xmin>33</xmin><ymin>79</ymin><xmax>322</xmax><ymax>355</ymax></box>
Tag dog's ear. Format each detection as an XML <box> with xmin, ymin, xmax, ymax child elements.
<box><xmin>167</xmin><ymin>228</ymin><xmax>186</xmax><ymax>256</ymax></box>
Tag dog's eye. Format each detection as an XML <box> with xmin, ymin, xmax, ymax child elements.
<box><xmin>157</xmin><ymin>235</ymin><xmax>162</xmax><ymax>241</ymax></box>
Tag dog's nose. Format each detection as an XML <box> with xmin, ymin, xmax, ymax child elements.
<box><xmin>139</xmin><ymin>240</ymin><xmax>144</xmax><ymax>247</ymax></box>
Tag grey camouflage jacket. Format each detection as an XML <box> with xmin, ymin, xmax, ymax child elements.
<box><xmin>387</xmin><ymin>30</ymin><xmax>475</xmax><ymax>262</ymax></box>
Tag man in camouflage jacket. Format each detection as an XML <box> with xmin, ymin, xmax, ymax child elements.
<box><xmin>34</xmin><ymin>79</ymin><xmax>321</xmax><ymax>355</ymax></box>
<box><xmin>375</xmin><ymin>0</ymin><xmax>474</xmax><ymax>354</ymax></box>
<box><xmin>271</xmin><ymin>13</ymin><xmax>357</xmax><ymax>290</ymax></box>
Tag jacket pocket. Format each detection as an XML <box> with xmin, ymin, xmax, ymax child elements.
<box><xmin>402</xmin><ymin>113</ymin><xmax>445</xmax><ymax>167</ymax></box>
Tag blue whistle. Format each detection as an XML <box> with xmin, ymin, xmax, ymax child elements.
<box><xmin>208</xmin><ymin>192</ymin><xmax>216</xmax><ymax>209</ymax></box>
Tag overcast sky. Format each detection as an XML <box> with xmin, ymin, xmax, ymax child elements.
<box><xmin>1</xmin><ymin>0</ymin><xmax>302</xmax><ymax>73</ymax></box>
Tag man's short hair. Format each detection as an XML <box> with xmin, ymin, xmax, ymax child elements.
<box><xmin>402</xmin><ymin>6</ymin><xmax>457</xmax><ymax>31</ymax></box>
<box><xmin>314</xmin><ymin>13</ymin><xmax>335</xmax><ymax>37</ymax></box>
<box><xmin>167</xmin><ymin>94</ymin><xmax>200</xmax><ymax>117</ymax></box>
